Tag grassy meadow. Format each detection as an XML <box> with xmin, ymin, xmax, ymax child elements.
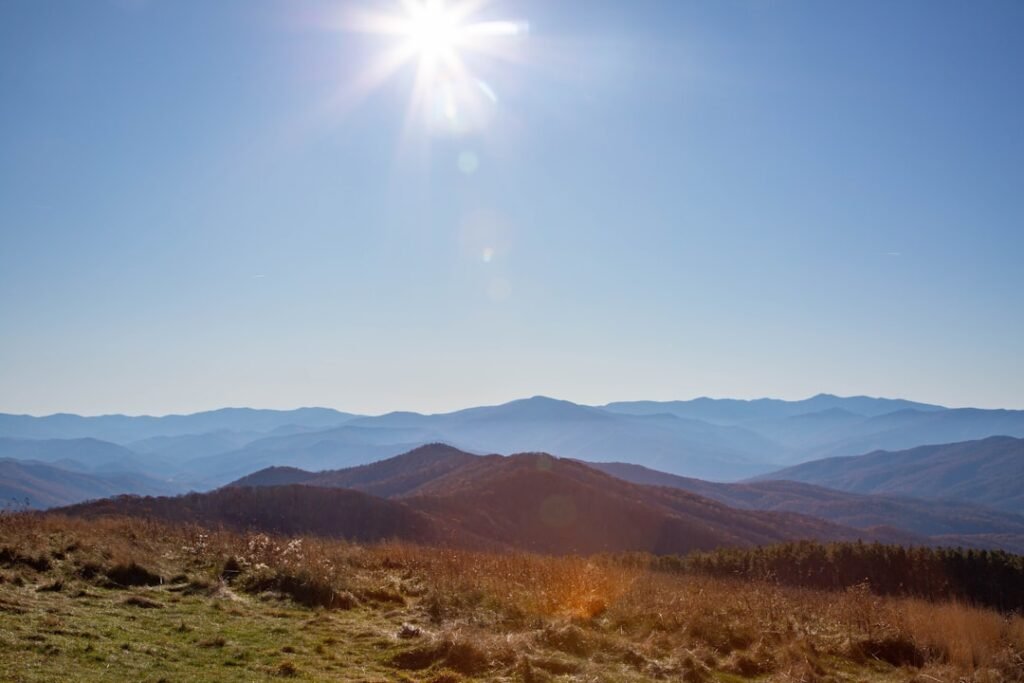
<box><xmin>1</xmin><ymin>514</ymin><xmax>1023</xmax><ymax>682</ymax></box>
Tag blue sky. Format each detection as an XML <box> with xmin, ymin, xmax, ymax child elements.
<box><xmin>1</xmin><ymin>0</ymin><xmax>1022</xmax><ymax>416</ymax></box>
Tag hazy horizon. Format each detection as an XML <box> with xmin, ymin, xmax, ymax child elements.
<box><xmin>2</xmin><ymin>390</ymin><xmax>1014</xmax><ymax>420</ymax></box>
<box><xmin>3</xmin><ymin>1</ymin><xmax>1022</xmax><ymax>416</ymax></box>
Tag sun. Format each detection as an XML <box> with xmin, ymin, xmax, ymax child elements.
<box><xmin>401</xmin><ymin>1</ymin><xmax>463</xmax><ymax>64</ymax></box>
<box><xmin>343</xmin><ymin>0</ymin><xmax>527</xmax><ymax>134</ymax></box>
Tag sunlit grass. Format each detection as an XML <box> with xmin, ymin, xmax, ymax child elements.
<box><xmin>2</xmin><ymin>513</ymin><xmax>1023</xmax><ymax>681</ymax></box>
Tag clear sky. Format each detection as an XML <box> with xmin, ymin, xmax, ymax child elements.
<box><xmin>1</xmin><ymin>0</ymin><xmax>1022</xmax><ymax>416</ymax></box>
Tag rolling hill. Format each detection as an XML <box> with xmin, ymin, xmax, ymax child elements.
<box><xmin>758</xmin><ymin>436</ymin><xmax>1024</xmax><ymax>514</ymax></box>
<box><xmin>69</xmin><ymin>447</ymin><xmax>878</xmax><ymax>555</ymax></box>
<box><xmin>60</xmin><ymin>485</ymin><xmax>437</xmax><ymax>543</ymax></box>
<box><xmin>400</xmin><ymin>452</ymin><xmax>877</xmax><ymax>554</ymax></box>
<box><xmin>230</xmin><ymin>443</ymin><xmax>480</xmax><ymax>497</ymax></box>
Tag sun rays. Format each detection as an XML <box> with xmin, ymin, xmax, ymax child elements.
<box><xmin>342</xmin><ymin>0</ymin><xmax>528</xmax><ymax>136</ymax></box>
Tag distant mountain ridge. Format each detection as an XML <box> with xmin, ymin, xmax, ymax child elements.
<box><xmin>603</xmin><ymin>397</ymin><xmax>1024</xmax><ymax>463</ymax></box>
<box><xmin>0</xmin><ymin>437</ymin><xmax>143</xmax><ymax>472</ymax></box>
<box><xmin>803</xmin><ymin>409</ymin><xmax>1024</xmax><ymax>459</ymax></box>
<box><xmin>0</xmin><ymin>407</ymin><xmax>355</xmax><ymax>443</ymax></box>
<box><xmin>602</xmin><ymin>394</ymin><xmax>946</xmax><ymax>423</ymax></box>
<box><xmin>342</xmin><ymin>396</ymin><xmax>780</xmax><ymax>480</ymax></box>
<box><xmin>5</xmin><ymin>395</ymin><xmax>1024</xmax><ymax>495</ymax></box>
<box><xmin>758</xmin><ymin>436</ymin><xmax>1024</xmax><ymax>515</ymax></box>
<box><xmin>586</xmin><ymin>460</ymin><xmax>1024</xmax><ymax>553</ymax></box>
<box><xmin>0</xmin><ymin>458</ymin><xmax>179</xmax><ymax>509</ymax></box>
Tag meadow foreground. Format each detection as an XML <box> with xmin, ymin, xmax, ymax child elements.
<box><xmin>1</xmin><ymin>514</ymin><xmax>1023</xmax><ymax>682</ymax></box>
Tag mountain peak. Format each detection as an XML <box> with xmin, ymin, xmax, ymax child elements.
<box><xmin>402</xmin><ymin>442</ymin><xmax>475</xmax><ymax>458</ymax></box>
<box><xmin>499</xmin><ymin>396</ymin><xmax>604</xmax><ymax>416</ymax></box>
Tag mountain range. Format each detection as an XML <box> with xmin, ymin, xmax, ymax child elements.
<box><xmin>4</xmin><ymin>395</ymin><xmax>1024</xmax><ymax>493</ymax></box>
<box><xmin>758</xmin><ymin>436</ymin><xmax>1024</xmax><ymax>515</ymax></box>
<box><xmin>8</xmin><ymin>392</ymin><xmax>1019</xmax><ymax>556</ymax></box>
<box><xmin>586</xmin><ymin>459</ymin><xmax>1024</xmax><ymax>553</ymax></box>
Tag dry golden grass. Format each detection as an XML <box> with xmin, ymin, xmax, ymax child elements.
<box><xmin>2</xmin><ymin>512</ymin><xmax>1024</xmax><ymax>682</ymax></box>
<box><xmin>898</xmin><ymin>599</ymin><xmax>1024</xmax><ymax>674</ymax></box>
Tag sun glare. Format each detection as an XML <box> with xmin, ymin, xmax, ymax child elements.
<box><xmin>344</xmin><ymin>0</ymin><xmax>527</xmax><ymax>135</ymax></box>
<box><xmin>402</xmin><ymin>1</ymin><xmax>462</xmax><ymax>63</ymax></box>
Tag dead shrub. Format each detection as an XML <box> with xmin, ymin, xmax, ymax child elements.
<box><xmin>723</xmin><ymin>651</ymin><xmax>773</xmax><ymax>677</ymax></box>
<box><xmin>0</xmin><ymin>547</ymin><xmax>50</xmax><ymax>572</ymax></box>
<box><xmin>434</xmin><ymin>646</ymin><xmax>476</xmax><ymax>673</ymax></box>
<box><xmin>390</xmin><ymin>634</ymin><xmax>492</xmax><ymax>675</ymax></box>
<box><xmin>359</xmin><ymin>585</ymin><xmax>405</xmax><ymax>605</ymax></box>
<box><xmin>620</xmin><ymin>648</ymin><xmax>646</xmax><ymax>669</ymax></box>
<box><xmin>679</xmin><ymin>654</ymin><xmax>710</xmax><ymax>683</ymax></box>
<box><xmin>538</xmin><ymin>623</ymin><xmax>593</xmax><ymax>656</ymax></box>
<box><xmin>849</xmin><ymin>635</ymin><xmax>924</xmax><ymax>668</ymax></box>
<box><xmin>898</xmin><ymin>599</ymin><xmax>1021</xmax><ymax>672</ymax></box>
<box><xmin>275</xmin><ymin>660</ymin><xmax>298</xmax><ymax>677</ymax></box>
<box><xmin>220</xmin><ymin>556</ymin><xmax>242</xmax><ymax>581</ymax></box>
<box><xmin>198</xmin><ymin>636</ymin><xmax>226</xmax><ymax>648</ymax></box>
<box><xmin>687</xmin><ymin>614</ymin><xmax>756</xmax><ymax>653</ymax></box>
<box><xmin>105</xmin><ymin>562</ymin><xmax>162</xmax><ymax>588</ymax></box>
<box><xmin>75</xmin><ymin>561</ymin><xmax>103</xmax><ymax>581</ymax></box>
<box><xmin>390</xmin><ymin>641</ymin><xmax>448</xmax><ymax>671</ymax></box>
<box><xmin>238</xmin><ymin>568</ymin><xmax>356</xmax><ymax>610</ymax></box>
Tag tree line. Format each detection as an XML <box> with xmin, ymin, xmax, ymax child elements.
<box><xmin>650</xmin><ymin>541</ymin><xmax>1024</xmax><ymax>613</ymax></box>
